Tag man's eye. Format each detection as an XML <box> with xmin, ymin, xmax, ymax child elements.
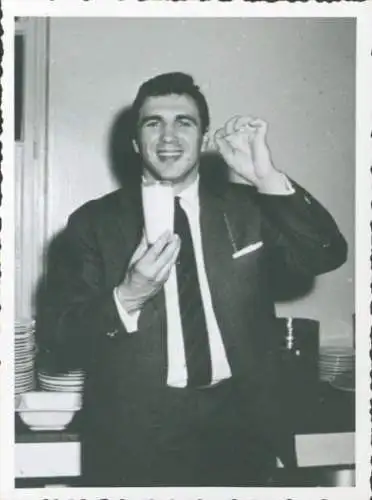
<box><xmin>178</xmin><ymin>119</ymin><xmax>192</xmax><ymax>127</ymax></box>
<box><xmin>144</xmin><ymin>120</ymin><xmax>160</xmax><ymax>128</ymax></box>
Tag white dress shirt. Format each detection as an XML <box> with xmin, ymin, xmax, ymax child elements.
<box><xmin>114</xmin><ymin>177</ymin><xmax>232</xmax><ymax>387</ymax></box>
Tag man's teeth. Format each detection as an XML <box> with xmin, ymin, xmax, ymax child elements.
<box><xmin>157</xmin><ymin>151</ymin><xmax>182</xmax><ymax>158</ymax></box>
<box><xmin>158</xmin><ymin>151</ymin><xmax>182</xmax><ymax>154</ymax></box>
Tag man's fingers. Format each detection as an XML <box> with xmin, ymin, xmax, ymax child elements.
<box><xmin>234</xmin><ymin>116</ymin><xmax>255</xmax><ymax>134</ymax></box>
<box><xmin>214</xmin><ymin>128</ymin><xmax>224</xmax><ymax>142</ymax></box>
<box><xmin>155</xmin><ymin>243</ymin><xmax>180</xmax><ymax>282</ymax></box>
<box><xmin>143</xmin><ymin>230</ymin><xmax>172</xmax><ymax>263</ymax></box>
<box><xmin>219</xmin><ymin>116</ymin><xmax>267</xmax><ymax>139</ymax></box>
<box><xmin>135</xmin><ymin>234</ymin><xmax>179</xmax><ymax>281</ymax></box>
<box><xmin>129</xmin><ymin>234</ymin><xmax>148</xmax><ymax>264</ymax></box>
<box><xmin>234</xmin><ymin>116</ymin><xmax>267</xmax><ymax>137</ymax></box>
<box><xmin>152</xmin><ymin>235</ymin><xmax>180</xmax><ymax>276</ymax></box>
<box><xmin>248</xmin><ymin>118</ymin><xmax>268</xmax><ymax>137</ymax></box>
<box><xmin>214</xmin><ymin>129</ymin><xmax>236</xmax><ymax>157</ymax></box>
<box><xmin>224</xmin><ymin>116</ymin><xmax>241</xmax><ymax>136</ymax></box>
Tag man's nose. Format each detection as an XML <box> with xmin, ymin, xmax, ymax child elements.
<box><xmin>161</xmin><ymin>123</ymin><xmax>177</xmax><ymax>142</ymax></box>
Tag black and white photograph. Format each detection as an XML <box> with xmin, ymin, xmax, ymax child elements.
<box><xmin>1</xmin><ymin>5</ymin><xmax>371</xmax><ymax>500</ymax></box>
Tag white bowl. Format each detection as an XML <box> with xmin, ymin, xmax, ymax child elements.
<box><xmin>16</xmin><ymin>391</ymin><xmax>82</xmax><ymax>431</ymax></box>
<box><xmin>17</xmin><ymin>391</ymin><xmax>82</xmax><ymax>411</ymax></box>
<box><xmin>18</xmin><ymin>410</ymin><xmax>76</xmax><ymax>431</ymax></box>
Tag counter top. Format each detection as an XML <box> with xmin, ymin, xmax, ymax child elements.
<box><xmin>15</xmin><ymin>382</ymin><xmax>354</xmax><ymax>443</ymax></box>
<box><xmin>285</xmin><ymin>381</ymin><xmax>355</xmax><ymax>434</ymax></box>
<box><xmin>14</xmin><ymin>382</ymin><xmax>355</xmax><ymax>482</ymax></box>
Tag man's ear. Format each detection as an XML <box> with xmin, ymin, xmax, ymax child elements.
<box><xmin>132</xmin><ymin>139</ymin><xmax>139</xmax><ymax>154</ymax></box>
<box><xmin>201</xmin><ymin>131</ymin><xmax>210</xmax><ymax>153</ymax></box>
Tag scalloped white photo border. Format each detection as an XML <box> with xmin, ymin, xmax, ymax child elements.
<box><xmin>1</xmin><ymin>3</ymin><xmax>371</xmax><ymax>500</ymax></box>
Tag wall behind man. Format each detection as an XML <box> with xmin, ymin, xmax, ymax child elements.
<box><xmin>46</xmin><ymin>17</ymin><xmax>355</xmax><ymax>345</ymax></box>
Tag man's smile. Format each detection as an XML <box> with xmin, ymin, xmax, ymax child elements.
<box><xmin>156</xmin><ymin>149</ymin><xmax>183</xmax><ymax>161</ymax></box>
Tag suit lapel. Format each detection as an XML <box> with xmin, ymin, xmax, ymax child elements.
<box><xmin>117</xmin><ymin>184</ymin><xmax>143</xmax><ymax>250</ymax></box>
<box><xmin>199</xmin><ymin>180</ymin><xmax>264</xmax><ymax>369</ymax></box>
<box><xmin>199</xmin><ymin>181</ymin><xmax>241</xmax><ymax>356</ymax></box>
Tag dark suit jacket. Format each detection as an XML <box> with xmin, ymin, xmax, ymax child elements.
<box><xmin>36</xmin><ymin>173</ymin><xmax>347</xmax><ymax>471</ymax></box>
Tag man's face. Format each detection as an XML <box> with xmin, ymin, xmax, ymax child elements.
<box><xmin>133</xmin><ymin>94</ymin><xmax>206</xmax><ymax>188</ymax></box>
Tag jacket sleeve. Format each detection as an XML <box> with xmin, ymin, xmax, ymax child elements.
<box><xmin>36</xmin><ymin>202</ymin><xmax>130</xmax><ymax>369</ymax></box>
<box><xmin>259</xmin><ymin>180</ymin><xmax>348</xmax><ymax>277</ymax></box>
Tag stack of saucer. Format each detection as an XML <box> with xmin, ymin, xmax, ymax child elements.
<box><xmin>38</xmin><ymin>369</ymin><xmax>85</xmax><ymax>393</ymax></box>
<box><xmin>15</xmin><ymin>319</ymin><xmax>36</xmax><ymax>394</ymax></box>
<box><xmin>319</xmin><ymin>346</ymin><xmax>355</xmax><ymax>382</ymax></box>
<box><xmin>330</xmin><ymin>370</ymin><xmax>355</xmax><ymax>392</ymax></box>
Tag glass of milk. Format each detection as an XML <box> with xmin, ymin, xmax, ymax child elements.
<box><xmin>141</xmin><ymin>179</ymin><xmax>174</xmax><ymax>244</ymax></box>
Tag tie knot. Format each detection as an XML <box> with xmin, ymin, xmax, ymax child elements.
<box><xmin>174</xmin><ymin>196</ymin><xmax>188</xmax><ymax>230</ymax></box>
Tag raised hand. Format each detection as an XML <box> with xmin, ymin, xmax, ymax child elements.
<box><xmin>213</xmin><ymin>116</ymin><xmax>279</xmax><ymax>188</ymax></box>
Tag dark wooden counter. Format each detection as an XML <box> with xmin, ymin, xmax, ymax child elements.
<box><xmin>16</xmin><ymin>382</ymin><xmax>354</xmax><ymax>443</ymax></box>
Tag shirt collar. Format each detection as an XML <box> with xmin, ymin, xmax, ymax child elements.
<box><xmin>177</xmin><ymin>175</ymin><xmax>199</xmax><ymax>207</ymax></box>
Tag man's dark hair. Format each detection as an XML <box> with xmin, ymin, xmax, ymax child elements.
<box><xmin>131</xmin><ymin>72</ymin><xmax>210</xmax><ymax>136</ymax></box>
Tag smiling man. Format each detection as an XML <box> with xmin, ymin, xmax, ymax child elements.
<box><xmin>135</xmin><ymin>95</ymin><xmax>202</xmax><ymax>182</ymax></box>
<box><xmin>132</xmin><ymin>84</ymin><xmax>208</xmax><ymax>191</ymax></box>
<box><xmin>37</xmin><ymin>72</ymin><xmax>347</xmax><ymax>487</ymax></box>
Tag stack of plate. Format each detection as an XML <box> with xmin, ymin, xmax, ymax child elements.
<box><xmin>330</xmin><ymin>370</ymin><xmax>355</xmax><ymax>392</ymax></box>
<box><xmin>38</xmin><ymin>369</ymin><xmax>85</xmax><ymax>392</ymax></box>
<box><xmin>319</xmin><ymin>346</ymin><xmax>355</xmax><ymax>382</ymax></box>
<box><xmin>15</xmin><ymin>319</ymin><xmax>36</xmax><ymax>394</ymax></box>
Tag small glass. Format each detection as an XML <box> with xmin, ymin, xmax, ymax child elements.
<box><xmin>141</xmin><ymin>179</ymin><xmax>174</xmax><ymax>244</ymax></box>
